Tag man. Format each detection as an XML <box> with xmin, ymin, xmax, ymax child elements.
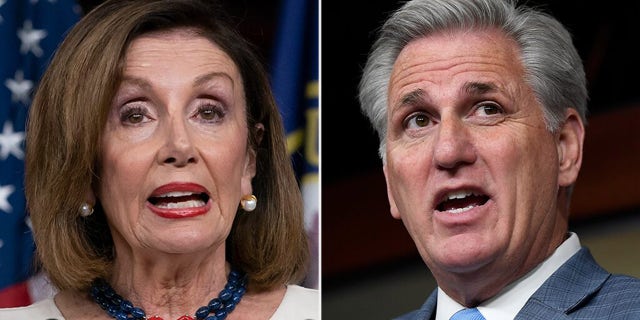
<box><xmin>358</xmin><ymin>0</ymin><xmax>640</xmax><ymax>319</ymax></box>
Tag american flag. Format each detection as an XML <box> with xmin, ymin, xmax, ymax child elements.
<box><xmin>0</xmin><ymin>0</ymin><xmax>79</xmax><ymax>307</ymax></box>
<box><xmin>270</xmin><ymin>0</ymin><xmax>319</xmax><ymax>288</ymax></box>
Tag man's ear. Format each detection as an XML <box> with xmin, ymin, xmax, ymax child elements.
<box><xmin>383</xmin><ymin>165</ymin><xmax>401</xmax><ymax>220</ymax></box>
<box><xmin>557</xmin><ymin>109</ymin><xmax>585</xmax><ymax>187</ymax></box>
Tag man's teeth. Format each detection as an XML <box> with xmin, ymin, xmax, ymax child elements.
<box><xmin>446</xmin><ymin>191</ymin><xmax>475</xmax><ymax>200</ymax></box>
<box><xmin>437</xmin><ymin>190</ymin><xmax>488</xmax><ymax>213</ymax></box>
<box><xmin>446</xmin><ymin>204</ymin><xmax>477</xmax><ymax>214</ymax></box>
<box><xmin>155</xmin><ymin>199</ymin><xmax>205</xmax><ymax>209</ymax></box>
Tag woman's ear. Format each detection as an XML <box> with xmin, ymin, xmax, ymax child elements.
<box><xmin>240</xmin><ymin>123</ymin><xmax>264</xmax><ymax>196</ymax></box>
<box><xmin>557</xmin><ymin>109</ymin><xmax>585</xmax><ymax>187</ymax></box>
<box><xmin>254</xmin><ymin>123</ymin><xmax>264</xmax><ymax>146</ymax></box>
<box><xmin>86</xmin><ymin>187</ymin><xmax>97</xmax><ymax>206</ymax></box>
<box><xmin>247</xmin><ymin>123</ymin><xmax>264</xmax><ymax>179</ymax></box>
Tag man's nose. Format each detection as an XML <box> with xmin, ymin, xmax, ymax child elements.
<box><xmin>432</xmin><ymin>117</ymin><xmax>477</xmax><ymax>170</ymax></box>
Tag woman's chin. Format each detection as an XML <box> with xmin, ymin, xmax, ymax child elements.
<box><xmin>142</xmin><ymin>232</ymin><xmax>222</xmax><ymax>256</ymax></box>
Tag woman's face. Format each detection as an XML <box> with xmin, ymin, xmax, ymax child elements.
<box><xmin>97</xmin><ymin>29</ymin><xmax>255</xmax><ymax>255</ymax></box>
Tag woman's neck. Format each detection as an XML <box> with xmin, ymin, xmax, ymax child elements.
<box><xmin>109</xmin><ymin>245</ymin><xmax>229</xmax><ymax>319</ymax></box>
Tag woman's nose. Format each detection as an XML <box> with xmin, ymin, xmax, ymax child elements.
<box><xmin>157</xmin><ymin>117</ymin><xmax>198</xmax><ymax>167</ymax></box>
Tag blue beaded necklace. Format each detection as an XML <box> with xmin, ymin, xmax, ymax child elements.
<box><xmin>90</xmin><ymin>269</ymin><xmax>247</xmax><ymax>320</ymax></box>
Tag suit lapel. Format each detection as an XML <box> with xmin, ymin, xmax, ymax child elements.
<box><xmin>516</xmin><ymin>298</ymin><xmax>573</xmax><ymax>320</ymax></box>
<box><xmin>420</xmin><ymin>290</ymin><xmax>438</xmax><ymax>320</ymax></box>
<box><xmin>394</xmin><ymin>290</ymin><xmax>437</xmax><ymax>320</ymax></box>
<box><xmin>516</xmin><ymin>248</ymin><xmax>610</xmax><ymax>319</ymax></box>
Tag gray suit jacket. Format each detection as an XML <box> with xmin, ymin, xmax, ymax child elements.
<box><xmin>395</xmin><ymin>248</ymin><xmax>640</xmax><ymax>319</ymax></box>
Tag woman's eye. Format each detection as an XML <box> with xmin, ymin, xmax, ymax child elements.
<box><xmin>200</xmin><ymin>108</ymin><xmax>217</xmax><ymax>120</ymax></box>
<box><xmin>127</xmin><ymin>113</ymin><xmax>144</xmax><ymax>123</ymax></box>
<box><xmin>406</xmin><ymin>113</ymin><xmax>431</xmax><ymax>129</ymax></box>
<box><xmin>196</xmin><ymin>104</ymin><xmax>225</xmax><ymax>122</ymax></box>
<box><xmin>120</xmin><ymin>106</ymin><xmax>150</xmax><ymax>125</ymax></box>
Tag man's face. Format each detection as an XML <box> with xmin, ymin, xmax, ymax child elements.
<box><xmin>384</xmin><ymin>29</ymin><xmax>582</xmax><ymax>301</ymax></box>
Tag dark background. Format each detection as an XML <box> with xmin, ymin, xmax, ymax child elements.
<box><xmin>321</xmin><ymin>0</ymin><xmax>640</xmax><ymax>293</ymax></box>
<box><xmin>322</xmin><ymin>1</ymin><xmax>640</xmax><ymax>318</ymax></box>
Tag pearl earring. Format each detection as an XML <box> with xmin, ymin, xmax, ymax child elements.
<box><xmin>240</xmin><ymin>195</ymin><xmax>257</xmax><ymax>212</ymax></box>
<box><xmin>80</xmin><ymin>203</ymin><xmax>94</xmax><ymax>217</ymax></box>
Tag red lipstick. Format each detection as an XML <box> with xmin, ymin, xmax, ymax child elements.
<box><xmin>146</xmin><ymin>183</ymin><xmax>211</xmax><ymax>219</ymax></box>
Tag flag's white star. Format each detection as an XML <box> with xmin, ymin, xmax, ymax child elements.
<box><xmin>0</xmin><ymin>121</ymin><xmax>25</xmax><ymax>160</ymax></box>
<box><xmin>0</xmin><ymin>184</ymin><xmax>15</xmax><ymax>213</ymax></box>
<box><xmin>5</xmin><ymin>70</ymin><xmax>34</xmax><ymax>105</ymax></box>
<box><xmin>18</xmin><ymin>20</ymin><xmax>47</xmax><ymax>57</ymax></box>
<box><xmin>25</xmin><ymin>216</ymin><xmax>33</xmax><ymax>232</ymax></box>
<box><xmin>0</xmin><ymin>0</ymin><xmax>6</xmax><ymax>24</ymax></box>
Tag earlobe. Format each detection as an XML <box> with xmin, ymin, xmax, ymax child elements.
<box><xmin>557</xmin><ymin>109</ymin><xmax>585</xmax><ymax>187</ymax></box>
<box><xmin>81</xmin><ymin>189</ymin><xmax>97</xmax><ymax>217</ymax></box>
<box><xmin>86</xmin><ymin>188</ymin><xmax>97</xmax><ymax>205</ymax></box>
<box><xmin>241</xmin><ymin>147</ymin><xmax>257</xmax><ymax>197</ymax></box>
<box><xmin>384</xmin><ymin>165</ymin><xmax>401</xmax><ymax>219</ymax></box>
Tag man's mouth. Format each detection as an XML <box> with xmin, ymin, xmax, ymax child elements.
<box><xmin>436</xmin><ymin>190</ymin><xmax>489</xmax><ymax>214</ymax></box>
<box><xmin>148</xmin><ymin>191</ymin><xmax>210</xmax><ymax>209</ymax></box>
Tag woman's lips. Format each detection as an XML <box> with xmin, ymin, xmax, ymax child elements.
<box><xmin>147</xmin><ymin>183</ymin><xmax>211</xmax><ymax>219</ymax></box>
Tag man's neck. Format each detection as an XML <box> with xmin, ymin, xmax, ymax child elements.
<box><xmin>435</xmin><ymin>233</ymin><xmax>581</xmax><ymax>320</ymax></box>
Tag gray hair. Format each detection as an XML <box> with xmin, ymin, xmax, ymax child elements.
<box><xmin>359</xmin><ymin>0</ymin><xmax>587</xmax><ymax>160</ymax></box>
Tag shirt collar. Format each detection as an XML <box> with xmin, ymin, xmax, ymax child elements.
<box><xmin>435</xmin><ymin>232</ymin><xmax>581</xmax><ymax>320</ymax></box>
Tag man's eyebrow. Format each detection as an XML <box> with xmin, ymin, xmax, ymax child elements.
<box><xmin>393</xmin><ymin>82</ymin><xmax>499</xmax><ymax>111</ymax></box>
<box><xmin>398</xmin><ymin>88</ymin><xmax>426</xmax><ymax>107</ymax></box>
<box><xmin>462</xmin><ymin>81</ymin><xmax>498</xmax><ymax>96</ymax></box>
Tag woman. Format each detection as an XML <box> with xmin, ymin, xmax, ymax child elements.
<box><xmin>0</xmin><ymin>0</ymin><xmax>317</xmax><ymax>319</ymax></box>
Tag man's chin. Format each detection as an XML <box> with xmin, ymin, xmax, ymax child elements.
<box><xmin>426</xmin><ymin>241</ymin><xmax>500</xmax><ymax>275</ymax></box>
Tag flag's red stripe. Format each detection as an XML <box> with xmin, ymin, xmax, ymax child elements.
<box><xmin>0</xmin><ymin>281</ymin><xmax>32</xmax><ymax>308</ymax></box>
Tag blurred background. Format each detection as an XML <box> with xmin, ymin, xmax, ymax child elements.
<box><xmin>322</xmin><ymin>0</ymin><xmax>640</xmax><ymax>319</ymax></box>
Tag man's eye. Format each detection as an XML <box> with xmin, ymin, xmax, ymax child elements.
<box><xmin>406</xmin><ymin>113</ymin><xmax>431</xmax><ymax>129</ymax></box>
<box><xmin>476</xmin><ymin>103</ymin><xmax>503</xmax><ymax>116</ymax></box>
